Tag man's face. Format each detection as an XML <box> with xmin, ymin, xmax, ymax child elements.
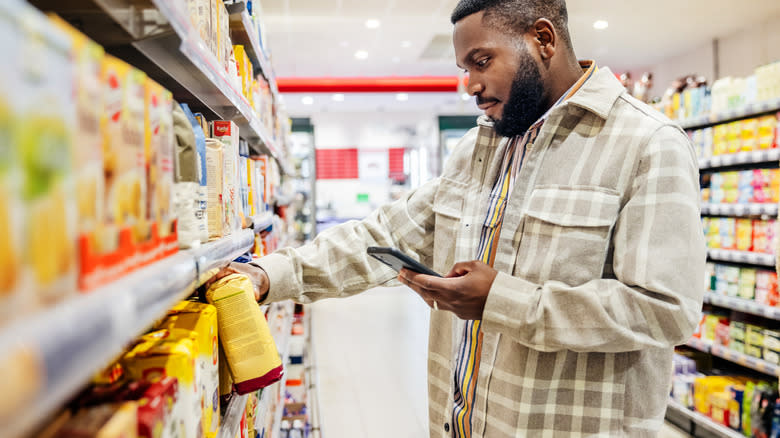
<box><xmin>454</xmin><ymin>11</ymin><xmax>547</xmax><ymax>137</ymax></box>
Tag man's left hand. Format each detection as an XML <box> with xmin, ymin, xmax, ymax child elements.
<box><xmin>398</xmin><ymin>260</ymin><xmax>498</xmax><ymax>320</ymax></box>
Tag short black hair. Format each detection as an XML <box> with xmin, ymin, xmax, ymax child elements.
<box><xmin>451</xmin><ymin>0</ymin><xmax>572</xmax><ymax>48</ymax></box>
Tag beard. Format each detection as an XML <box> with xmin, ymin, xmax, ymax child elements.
<box><xmin>489</xmin><ymin>49</ymin><xmax>547</xmax><ymax>138</ymax></box>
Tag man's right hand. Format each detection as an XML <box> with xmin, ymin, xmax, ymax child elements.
<box><xmin>207</xmin><ymin>262</ymin><xmax>270</xmax><ymax>302</ymax></box>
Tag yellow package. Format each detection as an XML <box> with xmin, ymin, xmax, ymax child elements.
<box><xmin>736</xmin><ymin>219</ymin><xmax>753</xmax><ymax>251</ymax></box>
<box><xmin>205</xmin><ymin>274</ymin><xmax>283</xmax><ymax>394</ymax></box>
<box><xmin>713</xmin><ymin>124</ymin><xmax>728</xmax><ymax>156</ymax></box>
<box><xmin>218</xmin><ymin>344</ymin><xmax>233</xmax><ymax>405</ymax></box>
<box><xmin>0</xmin><ymin>4</ymin><xmax>27</xmax><ymax>321</ymax></box>
<box><xmin>56</xmin><ymin>402</ymin><xmax>138</xmax><ymax>438</ymax></box>
<box><xmin>49</xmin><ymin>15</ymin><xmax>106</xmax><ymax>243</ymax></box>
<box><xmin>103</xmin><ymin>55</ymin><xmax>148</xmax><ymax>247</ymax></box>
<box><xmin>159</xmin><ymin>301</ymin><xmax>220</xmax><ymax>435</ymax></box>
<box><xmin>19</xmin><ymin>10</ymin><xmax>78</xmax><ymax>305</ymax></box>
<box><xmin>726</xmin><ymin>122</ymin><xmax>741</xmax><ymax>154</ymax></box>
<box><xmin>709</xmin><ymin>391</ymin><xmax>730</xmax><ymax>426</ymax></box>
<box><xmin>740</xmin><ymin>118</ymin><xmax>759</xmax><ymax>152</ymax></box>
<box><xmin>144</xmin><ymin>79</ymin><xmax>175</xmax><ymax>238</ymax></box>
<box><xmin>122</xmin><ymin>332</ymin><xmax>199</xmax><ymax>438</ymax></box>
<box><xmin>693</xmin><ymin>376</ymin><xmax>739</xmax><ymax>415</ymax></box>
<box><xmin>205</xmin><ymin>139</ymin><xmax>224</xmax><ymax>239</ymax></box>
<box><xmin>758</xmin><ymin>115</ymin><xmax>777</xmax><ymax>150</ymax></box>
<box><xmin>234</xmin><ymin>45</ymin><xmax>249</xmax><ymax>98</ymax></box>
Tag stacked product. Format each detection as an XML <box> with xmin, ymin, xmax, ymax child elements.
<box><xmin>671</xmin><ymin>352</ymin><xmax>780</xmax><ymax>436</ymax></box>
<box><xmin>701</xmin><ymin>169</ymin><xmax>780</xmax><ymax>205</ymax></box>
<box><xmin>706</xmin><ymin>262</ymin><xmax>779</xmax><ymax>305</ymax></box>
<box><xmin>662</xmin><ymin>60</ymin><xmax>780</xmax><ymax>120</ymax></box>
<box><xmin>702</xmin><ymin>217</ymin><xmax>777</xmax><ymax>254</ymax></box>
<box><xmin>689</xmin><ymin>114</ymin><xmax>779</xmax><ymax>161</ymax></box>
<box><xmin>693</xmin><ymin>311</ymin><xmax>780</xmax><ymax>365</ymax></box>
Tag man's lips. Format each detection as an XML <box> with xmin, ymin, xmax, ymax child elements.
<box><xmin>478</xmin><ymin>101</ymin><xmax>498</xmax><ymax>111</ymax></box>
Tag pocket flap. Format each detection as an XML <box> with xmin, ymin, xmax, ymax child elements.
<box><xmin>433</xmin><ymin>178</ymin><xmax>467</xmax><ymax>219</ymax></box>
<box><xmin>526</xmin><ymin>186</ymin><xmax>620</xmax><ymax>227</ymax></box>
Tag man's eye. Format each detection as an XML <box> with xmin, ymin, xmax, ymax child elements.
<box><xmin>476</xmin><ymin>58</ymin><xmax>489</xmax><ymax>67</ymax></box>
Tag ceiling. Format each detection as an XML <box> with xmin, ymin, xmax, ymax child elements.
<box><xmin>263</xmin><ymin>0</ymin><xmax>780</xmax><ymax>115</ymax></box>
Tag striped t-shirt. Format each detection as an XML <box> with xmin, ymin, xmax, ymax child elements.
<box><xmin>451</xmin><ymin>61</ymin><xmax>598</xmax><ymax>437</ymax></box>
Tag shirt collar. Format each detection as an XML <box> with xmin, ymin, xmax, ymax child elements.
<box><xmin>530</xmin><ymin>60</ymin><xmax>598</xmax><ymax>130</ymax></box>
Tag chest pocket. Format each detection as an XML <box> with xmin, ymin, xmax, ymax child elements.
<box><xmin>432</xmin><ymin>177</ymin><xmax>467</xmax><ymax>273</ymax></box>
<box><xmin>514</xmin><ymin>185</ymin><xmax>620</xmax><ymax>286</ymax></box>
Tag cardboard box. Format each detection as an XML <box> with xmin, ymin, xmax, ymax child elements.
<box><xmin>211</xmin><ymin>120</ymin><xmax>241</xmax><ymax>233</ymax></box>
<box><xmin>144</xmin><ymin>79</ymin><xmax>175</xmax><ymax>239</ymax></box>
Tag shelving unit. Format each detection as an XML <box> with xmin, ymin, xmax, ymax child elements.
<box><xmin>666</xmin><ymin>399</ymin><xmax>745</xmax><ymax>438</ymax></box>
<box><xmin>704</xmin><ymin>292</ymin><xmax>780</xmax><ymax>320</ymax></box>
<box><xmin>680</xmin><ymin>97</ymin><xmax>780</xmax><ymax>130</ymax></box>
<box><xmin>0</xmin><ymin>230</ymin><xmax>256</xmax><ymax>438</ymax></box>
<box><xmin>684</xmin><ymin>338</ymin><xmax>780</xmax><ymax>377</ymax></box>
<box><xmin>255</xmin><ymin>301</ymin><xmax>296</xmax><ymax>436</ymax></box>
<box><xmin>701</xmin><ymin>203</ymin><xmax>778</xmax><ymax>217</ymax></box>
<box><xmin>706</xmin><ymin>249</ymin><xmax>776</xmax><ymax>267</ymax></box>
<box><xmin>699</xmin><ymin>149</ymin><xmax>780</xmax><ymax>170</ymax></box>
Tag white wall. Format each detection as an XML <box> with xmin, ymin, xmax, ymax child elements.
<box><xmin>310</xmin><ymin>111</ymin><xmax>440</xmax><ymax>219</ymax></box>
<box><xmin>645</xmin><ymin>11</ymin><xmax>780</xmax><ymax>99</ymax></box>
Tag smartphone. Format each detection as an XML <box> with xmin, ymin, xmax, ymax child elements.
<box><xmin>367</xmin><ymin>246</ymin><xmax>442</xmax><ymax>277</ymax></box>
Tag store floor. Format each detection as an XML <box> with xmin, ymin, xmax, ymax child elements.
<box><xmin>310</xmin><ymin>286</ymin><xmax>694</xmax><ymax>438</ymax></box>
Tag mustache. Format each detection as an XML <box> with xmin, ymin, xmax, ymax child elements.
<box><xmin>476</xmin><ymin>96</ymin><xmax>499</xmax><ymax>106</ymax></box>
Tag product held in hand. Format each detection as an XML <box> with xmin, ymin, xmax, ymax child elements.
<box><xmin>205</xmin><ymin>273</ymin><xmax>283</xmax><ymax>394</ymax></box>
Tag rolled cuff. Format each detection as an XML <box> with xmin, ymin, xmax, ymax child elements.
<box><xmin>254</xmin><ymin>253</ymin><xmax>301</xmax><ymax>304</ymax></box>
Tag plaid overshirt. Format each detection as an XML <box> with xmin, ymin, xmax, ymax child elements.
<box><xmin>257</xmin><ymin>67</ymin><xmax>706</xmax><ymax>436</ymax></box>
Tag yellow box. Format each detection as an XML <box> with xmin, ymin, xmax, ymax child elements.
<box><xmin>726</xmin><ymin>122</ymin><xmax>741</xmax><ymax>154</ymax></box>
<box><xmin>49</xmin><ymin>15</ymin><xmax>106</xmax><ymax>240</ymax></box>
<box><xmin>740</xmin><ymin>118</ymin><xmax>759</xmax><ymax>152</ymax></box>
<box><xmin>122</xmin><ymin>332</ymin><xmax>198</xmax><ymax>438</ymax></box>
<box><xmin>144</xmin><ymin>78</ymin><xmax>175</xmax><ymax>238</ymax></box>
<box><xmin>19</xmin><ymin>10</ymin><xmax>78</xmax><ymax>305</ymax></box>
<box><xmin>102</xmin><ymin>55</ymin><xmax>147</xmax><ymax>246</ymax></box>
<box><xmin>159</xmin><ymin>301</ymin><xmax>220</xmax><ymax>435</ymax></box>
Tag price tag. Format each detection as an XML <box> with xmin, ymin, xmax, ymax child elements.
<box><xmin>737</xmin><ymin>300</ymin><xmax>749</xmax><ymax>312</ymax></box>
<box><xmin>734</xmin><ymin>205</ymin><xmax>745</xmax><ymax>216</ymax></box>
<box><xmin>736</xmin><ymin>153</ymin><xmax>749</xmax><ymax>164</ymax></box>
<box><xmin>711</xmin><ymin>157</ymin><xmax>722</xmax><ymax>167</ymax></box>
<box><xmin>722</xmin><ymin>155</ymin><xmax>735</xmax><ymax>166</ymax></box>
<box><xmin>745</xmin><ymin>355</ymin><xmax>758</xmax><ymax>368</ymax></box>
<box><xmin>746</xmin><ymin>252</ymin><xmax>758</xmax><ymax>264</ymax></box>
<box><xmin>750</xmin><ymin>204</ymin><xmax>762</xmax><ymax>215</ymax></box>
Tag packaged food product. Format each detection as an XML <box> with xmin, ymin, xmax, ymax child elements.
<box><xmin>205</xmin><ymin>139</ymin><xmax>224</xmax><ymax>239</ymax></box>
<box><xmin>160</xmin><ymin>301</ymin><xmax>220</xmax><ymax>435</ymax></box>
<box><xmin>103</xmin><ymin>55</ymin><xmax>148</xmax><ymax>247</ymax></box>
<box><xmin>122</xmin><ymin>332</ymin><xmax>198</xmax><ymax>438</ymax></box>
<box><xmin>710</xmin><ymin>391</ymin><xmax>731</xmax><ymax>426</ymax></box>
<box><xmin>211</xmin><ymin>120</ymin><xmax>241</xmax><ymax>233</ymax></box>
<box><xmin>55</xmin><ymin>402</ymin><xmax>138</xmax><ymax>438</ymax></box>
<box><xmin>740</xmin><ymin>118</ymin><xmax>759</xmax><ymax>152</ymax></box>
<box><xmin>738</xmin><ymin>268</ymin><xmax>756</xmax><ymax>300</ymax></box>
<box><xmin>19</xmin><ymin>9</ymin><xmax>78</xmax><ymax>305</ymax></box>
<box><xmin>757</xmin><ymin>115</ymin><xmax>777</xmax><ymax>150</ymax></box>
<box><xmin>0</xmin><ymin>1</ymin><xmax>26</xmax><ymax>320</ymax></box>
<box><xmin>48</xmin><ymin>15</ymin><xmax>106</xmax><ymax>252</ymax></box>
<box><xmin>144</xmin><ymin>79</ymin><xmax>175</xmax><ymax>239</ymax></box>
<box><xmin>173</xmin><ymin>104</ymin><xmax>205</xmax><ymax>248</ymax></box>
<box><xmin>205</xmin><ymin>274</ymin><xmax>283</xmax><ymax>394</ymax></box>
<box><xmin>728</xmin><ymin>385</ymin><xmax>745</xmax><ymax>431</ymax></box>
<box><xmin>736</xmin><ymin>218</ymin><xmax>753</xmax><ymax>252</ymax></box>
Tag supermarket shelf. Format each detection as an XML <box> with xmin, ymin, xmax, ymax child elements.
<box><xmin>704</xmin><ymin>292</ymin><xmax>780</xmax><ymax>320</ymax></box>
<box><xmin>680</xmin><ymin>97</ymin><xmax>780</xmax><ymax>130</ymax></box>
<box><xmin>251</xmin><ymin>212</ymin><xmax>275</xmax><ymax>234</ymax></box>
<box><xmin>685</xmin><ymin>339</ymin><xmax>780</xmax><ymax>376</ymax></box>
<box><xmin>254</xmin><ymin>301</ymin><xmax>295</xmax><ymax>435</ymax></box>
<box><xmin>0</xmin><ymin>251</ymin><xmax>198</xmax><ymax>438</ymax></box>
<box><xmin>701</xmin><ymin>203</ymin><xmax>778</xmax><ymax>217</ymax></box>
<box><xmin>707</xmin><ymin>249</ymin><xmax>776</xmax><ymax>267</ymax></box>
<box><xmin>191</xmin><ymin>229</ymin><xmax>255</xmax><ymax>284</ymax></box>
<box><xmin>698</xmin><ymin>149</ymin><xmax>780</xmax><ymax>169</ymax></box>
<box><xmin>666</xmin><ymin>399</ymin><xmax>744</xmax><ymax>438</ymax></box>
<box><xmin>228</xmin><ymin>9</ymin><xmax>279</xmax><ymax>99</ymax></box>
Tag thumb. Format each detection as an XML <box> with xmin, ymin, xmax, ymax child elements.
<box><xmin>445</xmin><ymin>261</ymin><xmax>476</xmax><ymax>278</ymax></box>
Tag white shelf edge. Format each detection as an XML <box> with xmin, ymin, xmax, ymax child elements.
<box><xmin>680</xmin><ymin>97</ymin><xmax>780</xmax><ymax>130</ymax></box>
<box><xmin>703</xmin><ymin>292</ymin><xmax>780</xmax><ymax>320</ymax></box>
<box><xmin>699</xmin><ymin>149</ymin><xmax>780</xmax><ymax>170</ymax></box>
<box><xmin>701</xmin><ymin>203</ymin><xmax>779</xmax><ymax>217</ymax></box>
<box><xmin>706</xmin><ymin>249</ymin><xmax>776</xmax><ymax>267</ymax></box>
<box><xmin>666</xmin><ymin>399</ymin><xmax>745</xmax><ymax>438</ymax></box>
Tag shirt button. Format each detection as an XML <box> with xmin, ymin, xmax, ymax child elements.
<box><xmin>444</xmin><ymin>422</ymin><xmax>450</xmax><ymax>432</ymax></box>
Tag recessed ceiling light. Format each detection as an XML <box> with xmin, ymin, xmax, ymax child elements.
<box><xmin>593</xmin><ymin>20</ymin><xmax>609</xmax><ymax>30</ymax></box>
<box><xmin>339</xmin><ymin>41</ymin><xmax>349</xmax><ymax>47</ymax></box>
<box><xmin>302</xmin><ymin>96</ymin><xmax>314</xmax><ymax>105</ymax></box>
<box><xmin>401</xmin><ymin>40</ymin><xmax>412</xmax><ymax>48</ymax></box>
<box><xmin>365</xmin><ymin>19</ymin><xmax>381</xmax><ymax>29</ymax></box>
<box><xmin>461</xmin><ymin>92</ymin><xmax>470</xmax><ymax>101</ymax></box>
<box><xmin>354</xmin><ymin>50</ymin><xmax>368</xmax><ymax>60</ymax></box>
<box><xmin>396</xmin><ymin>93</ymin><xmax>409</xmax><ymax>101</ymax></box>
<box><xmin>332</xmin><ymin>93</ymin><xmax>345</xmax><ymax>102</ymax></box>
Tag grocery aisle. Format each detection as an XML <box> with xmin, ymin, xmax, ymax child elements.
<box><xmin>309</xmin><ymin>286</ymin><xmax>694</xmax><ymax>438</ymax></box>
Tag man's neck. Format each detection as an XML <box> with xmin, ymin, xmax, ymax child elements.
<box><xmin>544</xmin><ymin>58</ymin><xmax>587</xmax><ymax>111</ymax></box>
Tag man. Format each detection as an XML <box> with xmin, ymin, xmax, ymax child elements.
<box><xmin>222</xmin><ymin>0</ymin><xmax>705</xmax><ymax>435</ymax></box>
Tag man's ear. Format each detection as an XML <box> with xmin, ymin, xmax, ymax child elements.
<box><xmin>533</xmin><ymin>18</ymin><xmax>556</xmax><ymax>60</ymax></box>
